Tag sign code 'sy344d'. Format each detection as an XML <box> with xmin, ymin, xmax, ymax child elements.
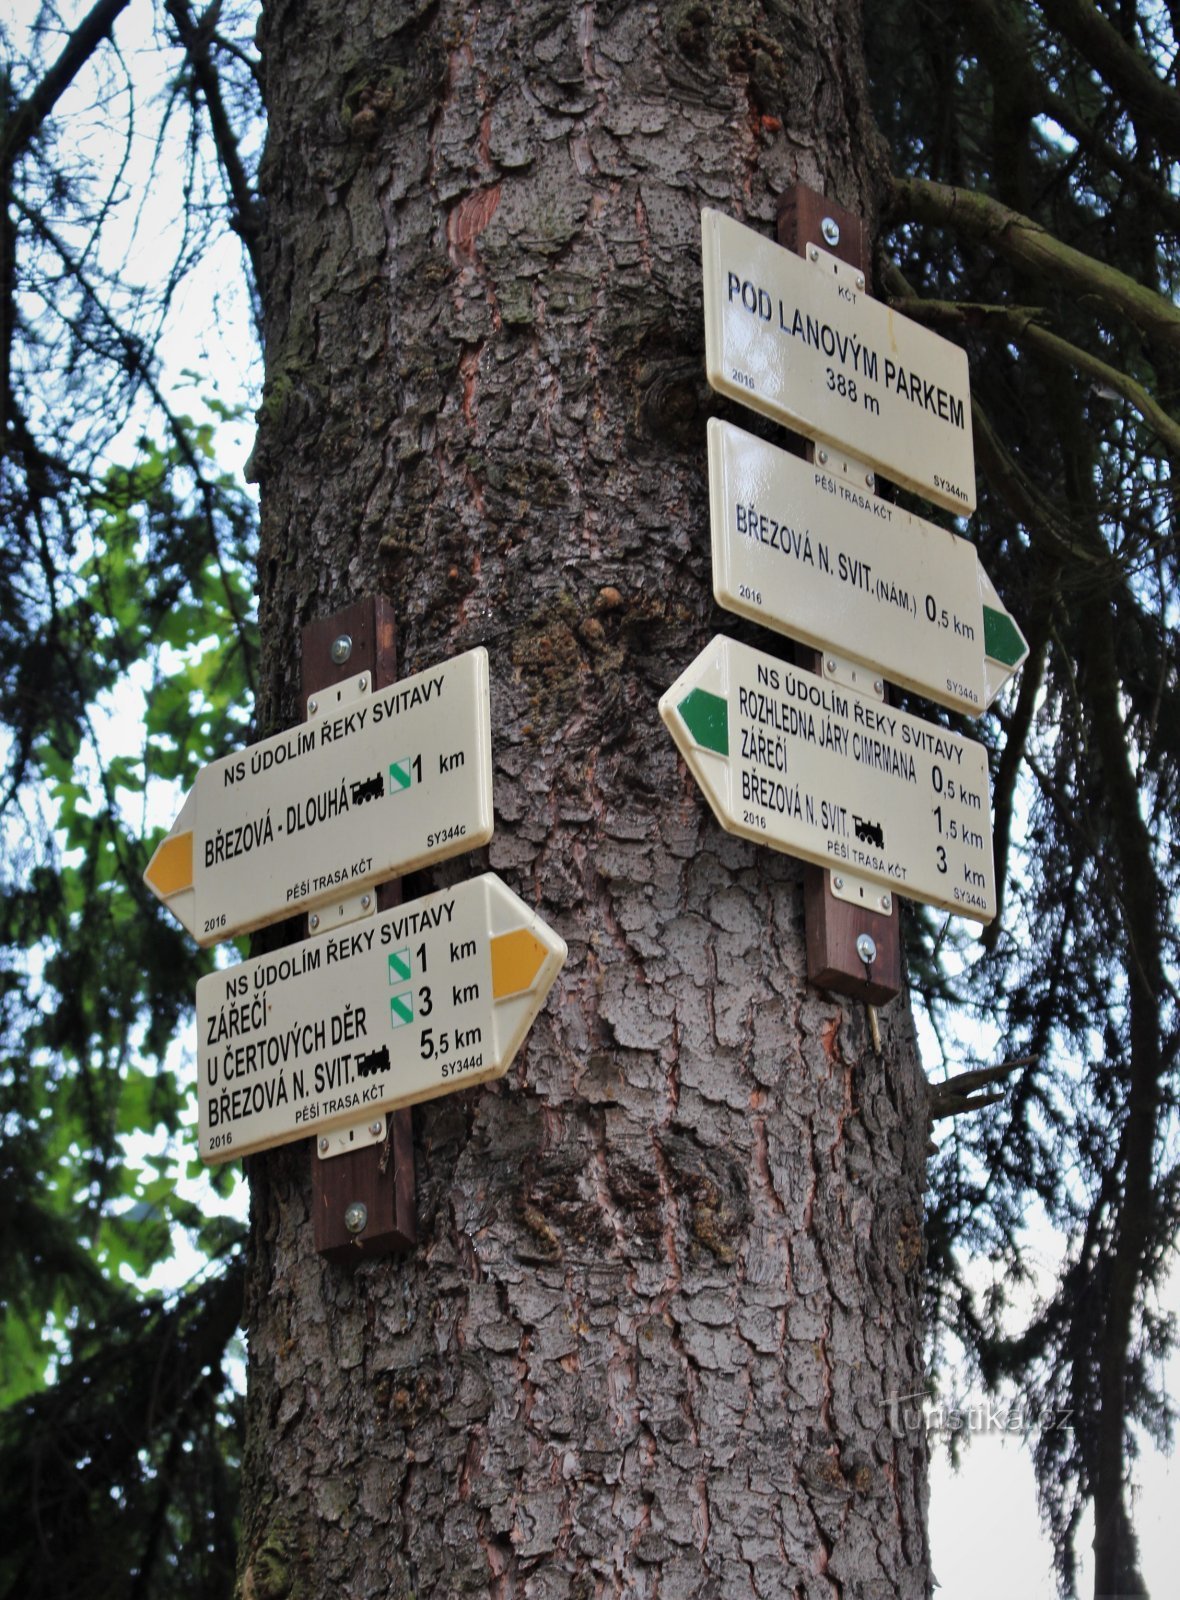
<box><xmin>198</xmin><ymin>872</ymin><xmax>567</xmax><ymax>1163</ymax></box>
<box><xmin>702</xmin><ymin>208</ymin><xmax>977</xmax><ymax>515</ymax></box>
<box><xmin>143</xmin><ymin>648</ymin><xmax>493</xmax><ymax>945</ymax></box>
<box><xmin>709</xmin><ymin>420</ymin><xmax>1027</xmax><ymax>716</ymax></box>
<box><xmin>660</xmin><ymin>635</ymin><xmax>996</xmax><ymax>921</ymax></box>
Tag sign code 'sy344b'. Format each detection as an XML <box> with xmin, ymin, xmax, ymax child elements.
<box><xmin>143</xmin><ymin>648</ymin><xmax>494</xmax><ymax>945</ymax></box>
<box><xmin>660</xmin><ymin>634</ymin><xmax>997</xmax><ymax>921</ymax></box>
<box><xmin>198</xmin><ymin>872</ymin><xmax>567</xmax><ymax>1163</ymax></box>
<box><xmin>709</xmin><ymin>419</ymin><xmax>1027</xmax><ymax>716</ymax></box>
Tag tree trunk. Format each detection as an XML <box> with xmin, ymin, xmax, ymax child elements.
<box><xmin>241</xmin><ymin>0</ymin><xmax>932</xmax><ymax>1595</ymax></box>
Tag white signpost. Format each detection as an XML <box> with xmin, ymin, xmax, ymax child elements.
<box><xmin>144</xmin><ymin>648</ymin><xmax>494</xmax><ymax>945</ymax></box>
<box><xmin>660</xmin><ymin>634</ymin><xmax>996</xmax><ymax>921</ymax></box>
<box><xmin>197</xmin><ymin>871</ymin><xmax>567</xmax><ymax>1163</ymax></box>
<box><xmin>709</xmin><ymin>419</ymin><xmax>1027</xmax><ymax>716</ymax></box>
<box><xmin>701</xmin><ymin>208</ymin><xmax>977</xmax><ymax>515</ymax></box>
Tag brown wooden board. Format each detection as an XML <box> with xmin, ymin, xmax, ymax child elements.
<box><xmin>302</xmin><ymin>597</ymin><xmax>417</xmax><ymax>1259</ymax></box>
<box><xmin>777</xmin><ymin>184</ymin><xmax>902</xmax><ymax>1005</ymax></box>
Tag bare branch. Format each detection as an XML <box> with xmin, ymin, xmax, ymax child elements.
<box><xmin>886</xmin><ymin>175</ymin><xmax>1180</xmax><ymax>356</ymax></box>
<box><xmin>1036</xmin><ymin>0</ymin><xmax>1180</xmax><ymax>160</ymax></box>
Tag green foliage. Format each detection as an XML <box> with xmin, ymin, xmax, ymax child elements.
<box><xmin>0</xmin><ymin>424</ymin><xmax>257</xmax><ymax>1591</ymax></box>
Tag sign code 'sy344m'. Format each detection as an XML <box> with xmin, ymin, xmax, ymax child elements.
<box><xmin>197</xmin><ymin>872</ymin><xmax>567</xmax><ymax>1163</ymax></box>
<box><xmin>143</xmin><ymin>648</ymin><xmax>493</xmax><ymax>945</ymax></box>
<box><xmin>701</xmin><ymin>208</ymin><xmax>977</xmax><ymax>515</ymax></box>
<box><xmin>660</xmin><ymin>634</ymin><xmax>997</xmax><ymax>921</ymax></box>
<box><xmin>709</xmin><ymin>420</ymin><xmax>1027</xmax><ymax>716</ymax></box>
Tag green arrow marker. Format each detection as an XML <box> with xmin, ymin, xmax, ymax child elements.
<box><xmin>983</xmin><ymin>606</ymin><xmax>1027</xmax><ymax>669</ymax></box>
<box><xmin>677</xmin><ymin>688</ymin><xmax>729</xmax><ymax>755</ymax></box>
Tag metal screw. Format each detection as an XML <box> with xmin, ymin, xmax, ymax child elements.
<box><xmin>825</xmin><ymin>656</ymin><xmax>837</xmax><ymax>674</ymax></box>
<box><xmin>318</xmin><ymin>1137</ymin><xmax>329</xmax><ymax>1153</ymax></box>
<box><xmin>865</xmin><ymin>471</ymin><xmax>875</xmax><ymax>489</ymax></box>
<box><xmin>359</xmin><ymin>674</ymin><xmax>368</xmax><ymax>692</ymax></box>
<box><xmin>818</xmin><ymin>448</ymin><xmax>829</xmax><ymax>465</ymax></box>
<box><xmin>856</xmin><ymin>273</ymin><xmax>865</xmax><ymax>292</ymax></box>
<box><xmin>361</xmin><ymin>893</ymin><xmax>372</xmax><ymax>910</ymax></box>
<box><xmin>330</xmin><ymin>634</ymin><xmax>353</xmax><ymax>665</ymax></box>
<box><xmin>873</xmin><ymin>678</ymin><xmax>884</xmax><ymax>696</ymax></box>
<box><xmin>833</xmin><ymin>875</ymin><xmax>844</xmax><ymax>891</ymax></box>
<box><xmin>309</xmin><ymin>913</ymin><xmax>320</xmax><ymax>931</ymax></box>
<box><xmin>821</xmin><ymin>216</ymin><xmax>840</xmax><ymax>247</ymax></box>
<box><xmin>344</xmin><ymin>1201</ymin><xmax>368</xmax><ymax>1235</ymax></box>
<box><xmin>308</xmin><ymin>697</ymin><xmax>318</xmax><ymax>715</ymax></box>
<box><xmin>880</xmin><ymin>893</ymin><xmax>892</xmax><ymax>913</ymax></box>
<box><xmin>369</xmin><ymin>1120</ymin><xmax>384</xmax><ymax>1138</ymax></box>
<box><xmin>856</xmin><ymin>933</ymin><xmax>877</xmax><ymax>965</ymax></box>
<box><xmin>808</xmin><ymin>245</ymin><xmax>819</xmax><ymax>262</ymax></box>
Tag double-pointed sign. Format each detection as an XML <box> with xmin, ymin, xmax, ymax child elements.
<box><xmin>144</xmin><ymin>648</ymin><xmax>493</xmax><ymax>945</ymax></box>
<box><xmin>660</xmin><ymin>634</ymin><xmax>996</xmax><ymax>922</ymax></box>
<box><xmin>709</xmin><ymin>419</ymin><xmax>1027</xmax><ymax>716</ymax></box>
<box><xmin>198</xmin><ymin>872</ymin><xmax>567</xmax><ymax>1163</ymax></box>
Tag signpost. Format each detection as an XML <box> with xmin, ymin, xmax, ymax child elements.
<box><xmin>709</xmin><ymin>418</ymin><xmax>1027</xmax><ymax>716</ymax></box>
<box><xmin>144</xmin><ymin>647</ymin><xmax>494</xmax><ymax>945</ymax></box>
<box><xmin>702</xmin><ymin>207</ymin><xmax>977</xmax><ymax>515</ymax></box>
<box><xmin>197</xmin><ymin>872</ymin><xmax>567</xmax><ymax>1164</ymax></box>
<box><xmin>660</xmin><ymin>634</ymin><xmax>996</xmax><ymax>922</ymax></box>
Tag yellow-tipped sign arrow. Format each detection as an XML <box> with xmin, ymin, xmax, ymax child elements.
<box><xmin>196</xmin><ymin>872</ymin><xmax>567</xmax><ymax>1163</ymax></box>
<box><xmin>145</xmin><ymin>648</ymin><xmax>493</xmax><ymax>945</ymax></box>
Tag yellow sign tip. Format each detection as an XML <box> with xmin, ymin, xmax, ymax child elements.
<box><xmin>145</xmin><ymin>831</ymin><xmax>193</xmax><ymax>898</ymax></box>
<box><xmin>490</xmin><ymin>928</ymin><xmax>549</xmax><ymax>999</ymax></box>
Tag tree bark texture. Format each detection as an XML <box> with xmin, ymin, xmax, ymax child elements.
<box><xmin>243</xmin><ymin>1</ymin><xmax>932</xmax><ymax>1596</ymax></box>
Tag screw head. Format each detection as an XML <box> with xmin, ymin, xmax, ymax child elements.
<box><xmin>825</xmin><ymin>656</ymin><xmax>837</xmax><ymax>674</ymax></box>
<box><xmin>880</xmin><ymin>893</ymin><xmax>892</xmax><ymax>913</ymax></box>
<box><xmin>808</xmin><ymin>245</ymin><xmax>819</xmax><ymax>262</ymax></box>
<box><xmin>308</xmin><ymin>697</ymin><xmax>318</xmax><ymax>715</ymax></box>
<box><xmin>821</xmin><ymin>216</ymin><xmax>840</xmax><ymax>247</ymax></box>
<box><xmin>833</xmin><ymin>875</ymin><xmax>844</xmax><ymax>892</ymax></box>
<box><xmin>330</xmin><ymin>633</ymin><xmax>353</xmax><ymax>664</ymax></box>
<box><xmin>856</xmin><ymin>273</ymin><xmax>865</xmax><ymax>292</ymax></box>
<box><xmin>856</xmin><ymin>933</ymin><xmax>877</xmax><ymax>965</ymax></box>
<box><xmin>818</xmin><ymin>448</ymin><xmax>829</xmax><ymax>465</ymax></box>
<box><xmin>309</xmin><ymin>912</ymin><xmax>320</xmax><ymax>930</ymax></box>
<box><xmin>359</xmin><ymin>674</ymin><xmax>368</xmax><ymax>692</ymax></box>
<box><xmin>874</xmin><ymin>678</ymin><xmax>884</xmax><ymax>696</ymax></box>
<box><xmin>344</xmin><ymin>1201</ymin><xmax>368</xmax><ymax>1235</ymax></box>
<box><xmin>369</xmin><ymin>1120</ymin><xmax>384</xmax><ymax>1138</ymax></box>
<box><xmin>865</xmin><ymin>471</ymin><xmax>875</xmax><ymax>489</ymax></box>
<box><xmin>361</xmin><ymin>893</ymin><xmax>372</xmax><ymax>910</ymax></box>
<box><xmin>318</xmin><ymin>1136</ymin><xmax>329</xmax><ymax>1153</ymax></box>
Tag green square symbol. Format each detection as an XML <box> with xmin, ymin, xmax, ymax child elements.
<box><xmin>389</xmin><ymin>757</ymin><xmax>413</xmax><ymax>792</ymax></box>
<box><xmin>390</xmin><ymin>991</ymin><xmax>414</xmax><ymax>1028</ymax></box>
<box><xmin>388</xmin><ymin>947</ymin><xmax>411</xmax><ymax>984</ymax></box>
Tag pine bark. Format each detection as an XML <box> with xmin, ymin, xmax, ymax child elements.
<box><xmin>242</xmin><ymin>1</ymin><xmax>932</xmax><ymax>1595</ymax></box>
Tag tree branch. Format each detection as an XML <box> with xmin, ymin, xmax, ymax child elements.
<box><xmin>1035</xmin><ymin>0</ymin><xmax>1180</xmax><ymax>160</ymax></box>
<box><xmin>163</xmin><ymin>0</ymin><xmax>263</xmax><ymax>291</ymax></box>
<box><xmin>886</xmin><ymin>175</ymin><xmax>1180</xmax><ymax>356</ymax></box>
<box><xmin>0</xmin><ymin>0</ymin><xmax>132</xmax><ymax>170</ymax></box>
<box><xmin>886</xmin><ymin>295</ymin><xmax>1180</xmax><ymax>461</ymax></box>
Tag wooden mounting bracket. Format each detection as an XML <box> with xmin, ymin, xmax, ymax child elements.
<box><xmin>302</xmin><ymin>597</ymin><xmax>416</xmax><ymax>1260</ymax></box>
<box><xmin>777</xmin><ymin>182</ymin><xmax>902</xmax><ymax>1006</ymax></box>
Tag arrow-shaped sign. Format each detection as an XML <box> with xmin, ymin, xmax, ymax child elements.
<box><xmin>144</xmin><ymin>648</ymin><xmax>494</xmax><ymax>945</ymax></box>
<box><xmin>660</xmin><ymin>634</ymin><xmax>996</xmax><ymax>922</ymax></box>
<box><xmin>197</xmin><ymin>872</ymin><xmax>567</xmax><ymax>1163</ymax></box>
<box><xmin>709</xmin><ymin>420</ymin><xmax>1027</xmax><ymax>715</ymax></box>
<box><xmin>702</xmin><ymin>208</ymin><xmax>977</xmax><ymax>515</ymax></box>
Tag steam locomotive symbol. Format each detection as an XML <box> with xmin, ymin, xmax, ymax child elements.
<box><xmin>350</xmin><ymin>772</ymin><xmax>384</xmax><ymax>805</ymax></box>
<box><xmin>853</xmin><ymin>815</ymin><xmax>885</xmax><ymax>850</ymax></box>
<box><xmin>355</xmin><ymin>1045</ymin><xmax>390</xmax><ymax>1079</ymax></box>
